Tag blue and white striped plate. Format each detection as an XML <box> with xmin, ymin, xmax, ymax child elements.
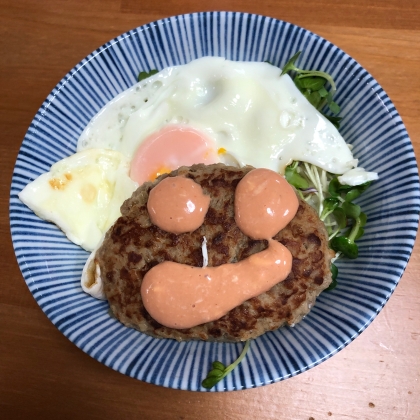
<box><xmin>10</xmin><ymin>12</ymin><xmax>420</xmax><ymax>391</ymax></box>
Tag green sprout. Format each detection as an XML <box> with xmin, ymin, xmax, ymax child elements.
<box><xmin>281</xmin><ymin>51</ymin><xmax>342</xmax><ymax>127</ymax></box>
<box><xmin>284</xmin><ymin>162</ymin><xmax>373</xmax><ymax>289</ymax></box>
<box><xmin>330</xmin><ymin>210</ymin><xmax>367</xmax><ymax>259</ymax></box>
<box><xmin>202</xmin><ymin>341</ymin><xmax>251</xmax><ymax>389</ymax></box>
<box><xmin>285</xmin><ymin>161</ymin><xmax>309</xmax><ymax>190</ymax></box>
<box><xmin>333</xmin><ymin>207</ymin><xmax>347</xmax><ymax>229</ymax></box>
<box><xmin>326</xmin><ymin>263</ymin><xmax>338</xmax><ymax>291</ymax></box>
<box><xmin>326</xmin><ymin>177</ymin><xmax>371</xmax><ymax>261</ymax></box>
<box><xmin>138</xmin><ymin>69</ymin><xmax>159</xmax><ymax>82</ymax></box>
<box><xmin>320</xmin><ymin>197</ymin><xmax>339</xmax><ymax>221</ymax></box>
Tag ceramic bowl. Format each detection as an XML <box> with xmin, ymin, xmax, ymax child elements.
<box><xmin>10</xmin><ymin>11</ymin><xmax>420</xmax><ymax>391</ymax></box>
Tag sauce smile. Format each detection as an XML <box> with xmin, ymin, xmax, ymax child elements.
<box><xmin>141</xmin><ymin>239</ymin><xmax>291</xmax><ymax>328</ymax></box>
<box><xmin>141</xmin><ymin>168</ymin><xmax>299</xmax><ymax>329</ymax></box>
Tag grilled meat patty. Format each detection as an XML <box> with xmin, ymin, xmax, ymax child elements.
<box><xmin>97</xmin><ymin>163</ymin><xmax>333</xmax><ymax>342</ymax></box>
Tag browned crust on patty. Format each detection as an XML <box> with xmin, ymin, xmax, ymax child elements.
<box><xmin>97</xmin><ymin>163</ymin><xmax>333</xmax><ymax>342</ymax></box>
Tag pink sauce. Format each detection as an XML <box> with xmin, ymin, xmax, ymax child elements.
<box><xmin>141</xmin><ymin>239</ymin><xmax>291</xmax><ymax>329</ymax></box>
<box><xmin>130</xmin><ymin>125</ymin><xmax>219</xmax><ymax>185</ymax></box>
<box><xmin>147</xmin><ymin>176</ymin><xmax>210</xmax><ymax>234</ymax></box>
<box><xmin>234</xmin><ymin>168</ymin><xmax>299</xmax><ymax>239</ymax></box>
<box><xmin>141</xmin><ymin>168</ymin><xmax>299</xmax><ymax>329</ymax></box>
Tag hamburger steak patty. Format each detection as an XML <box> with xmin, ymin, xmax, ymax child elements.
<box><xmin>97</xmin><ymin>163</ymin><xmax>334</xmax><ymax>342</ymax></box>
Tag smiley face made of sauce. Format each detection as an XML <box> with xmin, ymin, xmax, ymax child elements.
<box><xmin>141</xmin><ymin>168</ymin><xmax>299</xmax><ymax>329</ymax></box>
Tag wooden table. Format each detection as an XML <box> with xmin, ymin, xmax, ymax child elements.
<box><xmin>1</xmin><ymin>1</ymin><xmax>419</xmax><ymax>418</ymax></box>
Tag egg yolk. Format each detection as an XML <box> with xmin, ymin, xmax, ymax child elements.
<box><xmin>130</xmin><ymin>125</ymin><xmax>219</xmax><ymax>185</ymax></box>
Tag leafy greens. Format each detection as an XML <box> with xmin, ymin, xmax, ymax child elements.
<box><xmin>202</xmin><ymin>341</ymin><xmax>250</xmax><ymax>389</ymax></box>
<box><xmin>281</xmin><ymin>51</ymin><xmax>342</xmax><ymax>128</ymax></box>
<box><xmin>138</xmin><ymin>69</ymin><xmax>159</xmax><ymax>82</ymax></box>
<box><xmin>285</xmin><ymin>161</ymin><xmax>371</xmax><ymax>289</ymax></box>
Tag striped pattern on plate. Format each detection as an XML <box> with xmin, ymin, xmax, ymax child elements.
<box><xmin>9</xmin><ymin>12</ymin><xmax>420</xmax><ymax>391</ymax></box>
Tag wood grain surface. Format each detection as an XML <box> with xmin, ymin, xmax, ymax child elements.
<box><xmin>1</xmin><ymin>1</ymin><xmax>419</xmax><ymax>419</ymax></box>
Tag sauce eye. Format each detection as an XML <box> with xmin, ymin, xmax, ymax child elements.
<box><xmin>234</xmin><ymin>168</ymin><xmax>299</xmax><ymax>239</ymax></box>
<box><xmin>147</xmin><ymin>176</ymin><xmax>210</xmax><ymax>235</ymax></box>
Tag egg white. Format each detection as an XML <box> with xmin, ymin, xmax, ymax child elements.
<box><xmin>81</xmin><ymin>239</ymin><xmax>106</xmax><ymax>300</ymax></box>
<box><xmin>19</xmin><ymin>149</ymin><xmax>138</xmax><ymax>251</ymax></box>
<box><xmin>77</xmin><ymin>57</ymin><xmax>373</xmax><ymax>179</ymax></box>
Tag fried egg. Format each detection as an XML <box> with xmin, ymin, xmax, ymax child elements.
<box><xmin>77</xmin><ymin>57</ymin><xmax>377</xmax><ymax>185</ymax></box>
<box><xmin>19</xmin><ymin>149</ymin><xmax>138</xmax><ymax>251</ymax></box>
